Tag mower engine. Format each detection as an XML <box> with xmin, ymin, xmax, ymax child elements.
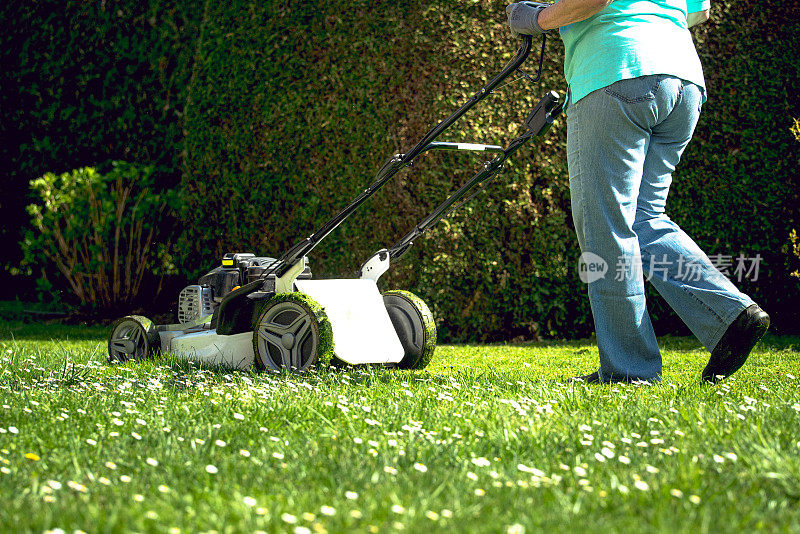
<box><xmin>178</xmin><ymin>252</ymin><xmax>312</xmax><ymax>324</ymax></box>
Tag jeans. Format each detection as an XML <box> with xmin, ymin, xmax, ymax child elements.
<box><xmin>566</xmin><ymin>74</ymin><xmax>754</xmax><ymax>382</ymax></box>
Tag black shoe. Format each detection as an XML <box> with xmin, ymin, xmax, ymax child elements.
<box><xmin>702</xmin><ymin>304</ymin><xmax>770</xmax><ymax>384</ymax></box>
<box><xmin>572</xmin><ymin>371</ymin><xmax>601</xmax><ymax>384</ymax></box>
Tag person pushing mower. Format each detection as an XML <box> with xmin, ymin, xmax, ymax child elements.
<box><xmin>506</xmin><ymin>0</ymin><xmax>769</xmax><ymax>384</ymax></box>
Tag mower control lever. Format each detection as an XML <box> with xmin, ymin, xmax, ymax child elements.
<box><xmin>525</xmin><ymin>90</ymin><xmax>561</xmax><ymax>136</ymax></box>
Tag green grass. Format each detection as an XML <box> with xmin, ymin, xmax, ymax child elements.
<box><xmin>1</xmin><ymin>320</ymin><xmax>799</xmax><ymax>533</ymax></box>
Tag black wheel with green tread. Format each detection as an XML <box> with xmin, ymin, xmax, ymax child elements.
<box><xmin>107</xmin><ymin>315</ymin><xmax>161</xmax><ymax>363</ymax></box>
<box><xmin>383</xmin><ymin>290</ymin><xmax>436</xmax><ymax>370</ymax></box>
<box><xmin>252</xmin><ymin>292</ymin><xmax>334</xmax><ymax>372</ymax></box>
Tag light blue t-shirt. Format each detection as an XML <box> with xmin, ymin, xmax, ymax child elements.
<box><xmin>559</xmin><ymin>0</ymin><xmax>711</xmax><ymax>106</ymax></box>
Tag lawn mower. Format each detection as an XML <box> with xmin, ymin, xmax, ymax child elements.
<box><xmin>107</xmin><ymin>32</ymin><xmax>562</xmax><ymax>372</ymax></box>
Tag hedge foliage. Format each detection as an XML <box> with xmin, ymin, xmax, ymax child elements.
<box><xmin>3</xmin><ymin>0</ymin><xmax>798</xmax><ymax>339</ymax></box>
<box><xmin>174</xmin><ymin>0</ymin><xmax>586</xmax><ymax>341</ymax></box>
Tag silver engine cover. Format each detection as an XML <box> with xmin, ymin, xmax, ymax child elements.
<box><xmin>178</xmin><ymin>285</ymin><xmax>214</xmax><ymax>324</ymax></box>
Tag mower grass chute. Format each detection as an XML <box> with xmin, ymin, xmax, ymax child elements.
<box><xmin>107</xmin><ymin>33</ymin><xmax>562</xmax><ymax>373</ymax></box>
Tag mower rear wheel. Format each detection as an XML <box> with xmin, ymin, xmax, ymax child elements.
<box><xmin>107</xmin><ymin>315</ymin><xmax>161</xmax><ymax>363</ymax></box>
<box><xmin>383</xmin><ymin>290</ymin><xmax>436</xmax><ymax>370</ymax></box>
<box><xmin>252</xmin><ymin>293</ymin><xmax>334</xmax><ymax>372</ymax></box>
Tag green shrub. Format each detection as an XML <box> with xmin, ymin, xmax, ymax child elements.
<box><xmin>178</xmin><ymin>0</ymin><xmax>800</xmax><ymax>339</ymax></box>
<box><xmin>23</xmin><ymin>162</ymin><xmax>178</xmax><ymax>310</ymax></box>
<box><xmin>788</xmin><ymin>230</ymin><xmax>800</xmax><ymax>279</ymax></box>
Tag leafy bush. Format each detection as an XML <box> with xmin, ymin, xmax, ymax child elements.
<box><xmin>23</xmin><ymin>162</ymin><xmax>178</xmax><ymax>310</ymax></box>
<box><xmin>788</xmin><ymin>230</ymin><xmax>800</xmax><ymax>279</ymax></box>
<box><xmin>177</xmin><ymin>0</ymin><xmax>800</xmax><ymax>338</ymax></box>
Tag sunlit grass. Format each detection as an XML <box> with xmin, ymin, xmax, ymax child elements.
<box><xmin>1</xmin><ymin>321</ymin><xmax>799</xmax><ymax>533</ymax></box>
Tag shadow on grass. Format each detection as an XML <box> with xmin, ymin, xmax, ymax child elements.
<box><xmin>2</xmin><ymin>317</ymin><xmax>795</xmax><ymax>394</ymax></box>
<box><xmin>0</xmin><ymin>320</ymin><xmax>108</xmax><ymax>342</ymax></box>
<box><xmin>500</xmin><ymin>333</ymin><xmax>798</xmax><ymax>353</ymax></box>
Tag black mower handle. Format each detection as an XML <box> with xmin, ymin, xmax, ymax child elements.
<box><xmin>265</xmin><ymin>35</ymin><xmax>537</xmax><ymax>281</ymax></box>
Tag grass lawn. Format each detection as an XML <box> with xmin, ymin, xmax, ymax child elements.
<box><xmin>1</xmin><ymin>320</ymin><xmax>799</xmax><ymax>533</ymax></box>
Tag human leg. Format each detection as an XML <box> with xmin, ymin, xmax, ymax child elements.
<box><xmin>632</xmin><ymin>79</ymin><xmax>756</xmax><ymax>352</ymax></box>
<box><xmin>566</xmin><ymin>76</ymin><xmax>666</xmax><ymax>382</ymax></box>
<box><xmin>632</xmin><ymin>78</ymin><xmax>768</xmax><ymax>382</ymax></box>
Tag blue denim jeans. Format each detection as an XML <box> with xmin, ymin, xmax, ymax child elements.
<box><xmin>566</xmin><ymin>74</ymin><xmax>754</xmax><ymax>382</ymax></box>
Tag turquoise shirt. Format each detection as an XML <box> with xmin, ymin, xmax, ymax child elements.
<box><xmin>559</xmin><ymin>0</ymin><xmax>711</xmax><ymax>106</ymax></box>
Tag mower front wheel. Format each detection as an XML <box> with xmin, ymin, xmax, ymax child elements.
<box><xmin>383</xmin><ymin>290</ymin><xmax>436</xmax><ymax>370</ymax></box>
<box><xmin>107</xmin><ymin>315</ymin><xmax>161</xmax><ymax>363</ymax></box>
<box><xmin>252</xmin><ymin>292</ymin><xmax>334</xmax><ymax>372</ymax></box>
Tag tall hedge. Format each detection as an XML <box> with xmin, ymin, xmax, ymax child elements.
<box><xmin>3</xmin><ymin>0</ymin><xmax>798</xmax><ymax>339</ymax></box>
<box><xmin>177</xmin><ymin>0</ymin><xmax>584</xmax><ymax>341</ymax></box>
